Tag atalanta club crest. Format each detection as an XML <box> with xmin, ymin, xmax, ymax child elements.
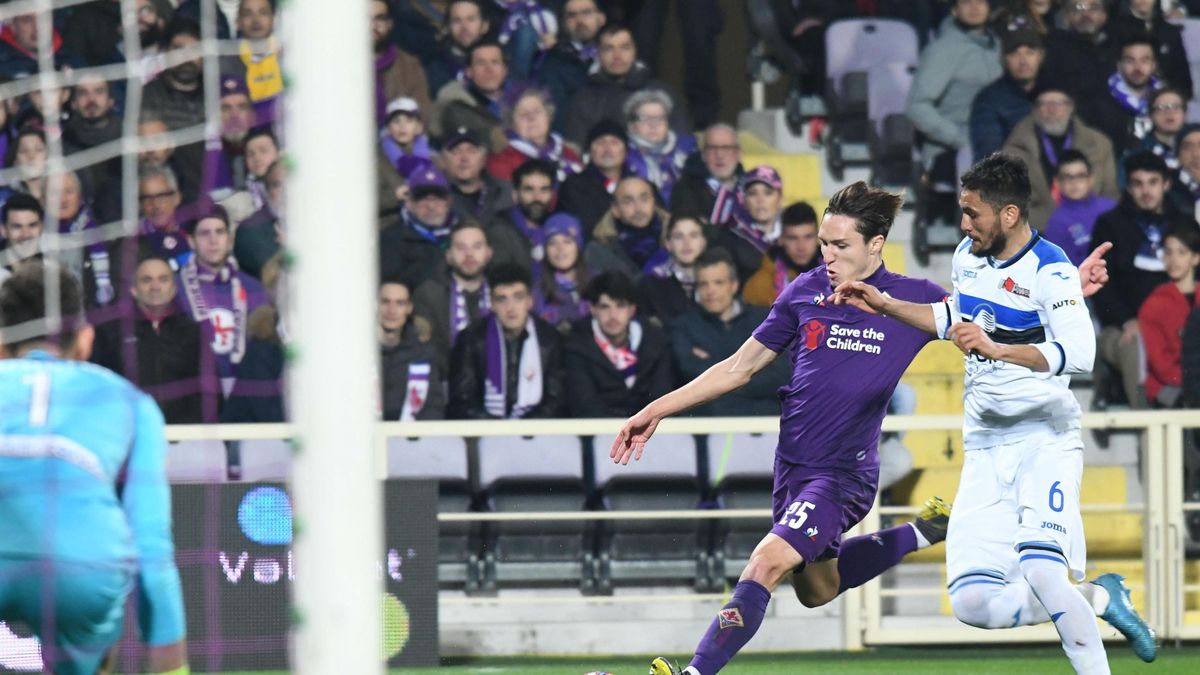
<box><xmin>718</xmin><ymin>607</ymin><xmax>744</xmax><ymax>629</ymax></box>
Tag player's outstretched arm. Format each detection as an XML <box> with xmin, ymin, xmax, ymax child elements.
<box><xmin>610</xmin><ymin>336</ymin><xmax>779</xmax><ymax>464</ymax></box>
<box><xmin>831</xmin><ymin>280</ymin><xmax>939</xmax><ymax>335</ymax></box>
<box><xmin>1079</xmin><ymin>241</ymin><xmax>1112</xmax><ymax>298</ymax></box>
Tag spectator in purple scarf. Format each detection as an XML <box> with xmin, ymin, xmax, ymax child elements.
<box><xmin>487</xmin><ymin>87</ymin><xmax>582</xmax><ymax>182</ymax></box>
<box><xmin>541</xmin><ymin>0</ymin><xmax>606</xmax><ymax>131</ymax></box>
<box><xmin>715</xmin><ymin>165</ymin><xmax>785</xmax><ymax>284</ymax></box>
<box><xmin>624</xmin><ymin>89</ymin><xmax>696</xmax><ymax>205</ymax></box>
<box><xmin>175</xmin><ymin>205</ymin><xmax>268</xmax><ymax>396</ymax></box>
<box><xmin>488</xmin><ymin>158</ymin><xmax>557</xmax><ymax>274</ymax></box>
<box><xmin>372</xmin><ymin>0</ymin><xmax>432</xmax><ymax>128</ymax></box>
<box><xmin>585</xmin><ymin>175</ymin><xmax>670</xmax><ymax>278</ymax></box>
<box><xmin>379</xmin><ymin>96</ymin><xmax>435</xmax><ymax>196</ymax></box>
<box><xmin>535</xmin><ymin>212</ymin><xmax>591</xmax><ymax>333</ymax></box>
<box><xmin>53</xmin><ymin>171</ymin><xmax>115</xmax><ymax>306</ymax></box>
<box><xmin>203</xmin><ymin>74</ymin><xmax>257</xmax><ymax>200</ymax></box>
<box><xmin>1044</xmin><ymin>150</ymin><xmax>1118</xmax><ymax>266</ymax></box>
<box><xmin>135</xmin><ymin>165</ymin><xmax>191</xmax><ymax>268</ymax></box>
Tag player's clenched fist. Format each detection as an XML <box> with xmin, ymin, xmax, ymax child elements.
<box><xmin>948</xmin><ymin>322</ymin><xmax>1001</xmax><ymax>360</ymax></box>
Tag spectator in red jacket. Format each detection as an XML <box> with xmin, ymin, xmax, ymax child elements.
<box><xmin>1138</xmin><ymin>226</ymin><xmax>1200</xmax><ymax>408</ymax></box>
<box><xmin>486</xmin><ymin>87</ymin><xmax>582</xmax><ymax>183</ymax></box>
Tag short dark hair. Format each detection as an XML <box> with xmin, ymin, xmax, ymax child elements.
<box><xmin>164</xmin><ymin>16</ymin><xmax>201</xmax><ymax>44</ymax></box>
<box><xmin>467</xmin><ymin>39</ymin><xmax>505</xmax><ymax>66</ymax></box>
<box><xmin>1123</xmin><ymin>150</ymin><xmax>1170</xmax><ymax>180</ymax></box>
<box><xmin>695</xmin><ymin>247</ymin><xmax>737</xmax><ymax>279</ymax></box>
<box><xmin>2</xmin><ymin>193</ymin><xmax>44</xmax><ymax>225</ymax></box>
<box><xmin>1150</xmin><ymin>86</ymin><xmax>1185</xmax><ymax>110</ymax></box>
<box><xmin>447</xmin><ymin>0</ymin><xmax>486</xmax><ymax>23</ymax></box>
<box><xmin>1057</xmin><ymin>149</ymin><xmax>1092</xmax><ymax>174</ymax></box>
<box><xmin>136</xmin><ymin>251</ymin><xmax>174</xmax><ymax>270</ymax></box>
<box><xmin>597</xmin><ymin>23</ymin><xmax>633</xmax><ymax>45</ymax></box>
<box><xmin>245</xmin><ymin>126</ymin><xmax>278</xmax><ymax>149</ymax></box>
<box><xmin>781</xmin><ymin>201</ymin><xmax>818</xmax><ymax>228</ymax></box>
<box><xmin>823</xmin><ymin>181</ymin><xmax>903</xmax><ymax>241</ymax></box>
<box><xmin>960</xmin><ymin>153</ymin><xmax>1032</xmax><ymax>220</ymax></box>
<box><xmin>583</xmin><ymin>270</ymin><xmax>637</xmax><ymax>304</ymax></box>
<box><xmin>665</xmin><ymin>212</ymin><xmax>705</xmax><ymax>238</ymax></box>
<box><xmin>1118</xmin><ymin>32</ymin><xmax>1158</xmax><ymax>59</ymax></box>
<box><xmin>1165</xmin><ymin>225</ymin><xmax>1200</xmax><ymax>254</ymax></box>
<box><xmin>512</xmin><ymin>159</ymin><xmax>557</xmax><ymax>190</ymax></box>
<box><xmin>449</xmin><ymin>219</ymin><xmax>489</xmax><ymax>245</ymax></box>
<box><xmin>184</xmin><ymin>203</ymin><xmax>230</xmax><ymax>234</ymax></box>
<box><xmin>379</xmin><ymin>276</ymin><xmax>413</xmax><ymax>294</ymax></box>
<box><xmin>486</xmin><ymin>262</ymin><xmax>531</xmax><ymax>291</ymax></box>
<box><xmin>0</xmin><ymin>260</ymin><xmax>84</xmax><ymax>352</ymax></box>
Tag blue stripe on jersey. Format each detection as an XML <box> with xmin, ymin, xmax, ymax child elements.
<box><xmin>956</xmin><ymin>237</ymin><xmax>973</xmax><ymax>255</ymax></box>
<box><xmin>958</xmin><ymin>293</ymin><xmax>1043</xmax><ymax>330</ymax></box>
<box><xmin>992</xmin><ymin>231</ymin><xmax>1041</xmax><ymax>269</ymax></box>
<box><xmin>1032</xmin><ymin>234</ymin><xmax>1071</xmax><ymax>271</ymax></box>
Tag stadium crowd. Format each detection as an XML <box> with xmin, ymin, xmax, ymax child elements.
<box><xmin>0</xmin><ymin>0</ymin><xmax>1198</xmax><ymax>425</ymax></box>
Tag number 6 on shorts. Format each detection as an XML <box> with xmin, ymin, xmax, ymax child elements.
<box><xmin>779</xmin><ymin>500</ymin><xmax>816</xmax><ymax>529</ymax></box>
<box><xmin>1048</xmin><ymin>481</ymin><xmax>1064</xmax><ymax>513</ymax></box>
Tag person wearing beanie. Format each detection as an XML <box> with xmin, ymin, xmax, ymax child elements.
<box><xmin>558</xmin><ymin>118</ymin><xmax>632</xmax><ymax>237</ymax></box>
<box><xmin>969</xmin><ymin>26</ymin><xmax>1044</xmax><ymax>161</ymax></box>
<box><xmin>534</xmin><ymin>212</ymin><xmax>593</xmax><ymax>332</ymax></box>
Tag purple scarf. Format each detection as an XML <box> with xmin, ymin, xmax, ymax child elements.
<box><xmin>375</xmin><ymin>45</ymin><xmax>397</xmax><ymax>127</ymax></box>
<box><xmin>1108</xmin><ymin>72</ymin><xmax>1160</xmax><ymax>139</ymax></box>
<box><xmin>536</xmin><ymin>271</ymin><xmax>589</xmax><ymax>325</ymax></box>
<box><xmin>507</xmin><ymin>206</ymin><xmax>547</xmax><ymax>262</ymax></box>
<box><xmin>450</xmin><ymin>276</ymin><xmax>490</xmax><ymax>343</ymax></box>
<box><xmin>139</xmin><ymin>220</ymin><xmax>192</xmax><ymax>268</ymax></box>
<box><xmin>202</xmin><ymin>137</ymin><xmax>244</xmax><ymax>196</ymax></box>
<box><xmin>627</xmin><ymin>132</ymin><xmax>695</xmax><ymax>204</ymax></box>
<box><xmin>1037</xmin><ymin>127</ymin><xmax>1073</xmax><ymax>170</ymax></box>
<box><xmin>177</xmin><ymin>257</ymin><xmax>265</xmax><ymax>382</ymax></box>
<box><xmin>381</xmin><ymin>133</ymin><xmax>433</xmax><ymax>179</ymax></box>
<box><xmin>616</xmin><ymin>216</ymin><xmax>666</xmax><ymax>270</ymax></box>
<box><xmin>495</xmin><ymin>0</ymin><xmax>557</xmax><ymax>43</ymax></box>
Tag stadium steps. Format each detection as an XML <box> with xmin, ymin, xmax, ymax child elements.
<box><xmin>894</xmin><ymin>464</ymin><xmax>1140</xmax><ymax>565</ymax></box>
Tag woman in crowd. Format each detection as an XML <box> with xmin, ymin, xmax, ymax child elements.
<box><xmin>637</xmin><ymin>213</ymin><xmax>707</xmax><ymax>327</ymax></box>
<box><xmin>535</xmin><ymin>212</ymin><xmax>592</xmax><ymax>333</ymax></box>
<box><xmin>1138</xmin><ymin>226</ymin><xmax>1200</xmax><ymax>408</ymax></box>
<box><xmin>487</xmin><ymin>87</ymin><xmax>581</xmax><ymax>182</ymax></box>
<box><xmin>624</xmin><ymin>89</ymin><xmax>696</xmax><ymax>206</ymax></box>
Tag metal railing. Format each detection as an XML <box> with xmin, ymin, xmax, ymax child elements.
<box><xmin>163</xmin><ymin>409</ymin><xmax>1200</xmax><ymax>646</ymax></box>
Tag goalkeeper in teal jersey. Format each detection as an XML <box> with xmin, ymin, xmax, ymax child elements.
<box><xmin>0</xmin><ymin>261</ymin><xmax>188</xmax><ymax>674</ymax></box>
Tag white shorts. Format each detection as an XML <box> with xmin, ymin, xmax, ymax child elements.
<box><xmin>945</xmin><ymin>430</ymin><xmax>1087</xmax><ymax>586</ymax></box>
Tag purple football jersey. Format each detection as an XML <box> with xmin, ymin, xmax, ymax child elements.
<box><xmin>752</xmin><ymin>263</ymin><xmax>947</xmax><ymax>471</ymax></box>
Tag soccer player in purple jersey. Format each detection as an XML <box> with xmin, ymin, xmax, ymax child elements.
<box><xmin>610</xmin><ymin>182</ymin><xmax>1110</xmax><ymax>675</ymax></box>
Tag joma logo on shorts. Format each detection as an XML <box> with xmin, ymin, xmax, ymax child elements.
<box><xmin>1041</xmin><ymin>521</ymin><xmax>1067</xmax><ymax>534</ymax></box>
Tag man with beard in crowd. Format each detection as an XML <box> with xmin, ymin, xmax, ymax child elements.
<box><xmin>141</xmin><ymin>18</ymin><xmax>206</xmax><ymax>198</ymax></box>
<box><xmin>62</xmin><ymin>75</ymin><xmax>122</xmax><ymax>197</ymax></box>
<box><xmin>414</xmin><ymin>220</ymin><xmax>494</xmax><ymax>358</ymax></box>
<box><xmin>488</xmin><ymin>159</ymin><xmax>558</xmax><ymax>274</ymax></box>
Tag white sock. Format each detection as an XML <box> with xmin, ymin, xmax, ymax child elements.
<box><xmin>1020</xmin><ymin>554</ymin><xmax>1110</xmax><ymax>674</ymax></box>
<box><xmin>1078</xmin><ymin>581</ymin><xmax>1111</xmax><ymax>616</ymax></box>
<box><xmin>909</xmin><ymin>522</ymin><xmax>931</xmax><ymax>549</ymax></box>
<box><xmin>683</xmin><ymin>668</ymin><xmax>701</xmax><ymax>675</ymax></box>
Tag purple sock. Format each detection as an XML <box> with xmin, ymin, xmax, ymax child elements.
<box><xmin>689</xmin><ymin>579</ymin><xmax>771</xmax><ymax>674</ymax></box>
<box><xmin>836</xmin><ymin>524</ymin><xmax>918</xmax><ymax>594</ymax></box>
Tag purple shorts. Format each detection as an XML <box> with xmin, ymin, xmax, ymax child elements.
<box><xmin>770</xmin><ymin>457</ymin><xmax>878</xmax><ymax>563</ymax></box>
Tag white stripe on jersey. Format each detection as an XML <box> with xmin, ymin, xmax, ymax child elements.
<box><xmin>949</xmin><ymin>233</ymin><xmax>1095</xmax><ymax>449</ymax></box>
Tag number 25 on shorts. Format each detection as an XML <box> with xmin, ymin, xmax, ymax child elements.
<box><xmin>779</xmin><ymin>501</ymin><xmax>816</xmax><ymax>529</ymax></box>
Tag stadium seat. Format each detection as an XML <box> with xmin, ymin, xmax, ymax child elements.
<box><xmin>706</xmin><ymin>432</ymin><xmax>777</xmax><ymax>584</ymax></box>
<box><xmin>166</xmin><ymin>440</ymin><xmax>228</xmax><ymax>482</ymax></box>
<box><xmin>387</xmin><ymin>436</ymin><xmax>481</xmax><ymax>592</ymax></box>
<box><xmin>475</xmin><ymin>435</ymin><xmax>594</xmax><ymax>593</ymax></box>
<box><xmin>823</xmin><ymin>19</ymin><xmax>920</xmax><ymax>179</ymax></box>
<box><xmin>232</xmin><ymin>439</ymin><xmax>293</xmax><ymax>481</ymax></box>
<box><xmin>866</xmin><ymin>61</ymin><xmax>918</xmax><ymax>188</ymax></box>
<box><xmin>592</xmin><ymin>434</ymin><xmax>709</xmax><ymax>593</ymax></box>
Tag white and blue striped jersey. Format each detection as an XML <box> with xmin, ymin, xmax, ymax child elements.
<box><xmin>0</xmin><ymin>351</ymin><xmax>185</xmax><ymax>645</ymax></box>
<box><xmin>936</xmin><ymin>233</ymin><xmax>1095</xmax><ymax>449</ymax></box>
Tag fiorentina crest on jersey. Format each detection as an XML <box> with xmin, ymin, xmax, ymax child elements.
<box><xmin>718</xmin><ymin>607</ymin><xmax>744</xmax><ymax>629</ymax></box>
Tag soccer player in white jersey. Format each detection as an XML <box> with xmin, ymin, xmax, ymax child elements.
<box><xmin>835</xmin><ymin>153</ymin><xmax>1156</xmax><ymax>674</ymax></box>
